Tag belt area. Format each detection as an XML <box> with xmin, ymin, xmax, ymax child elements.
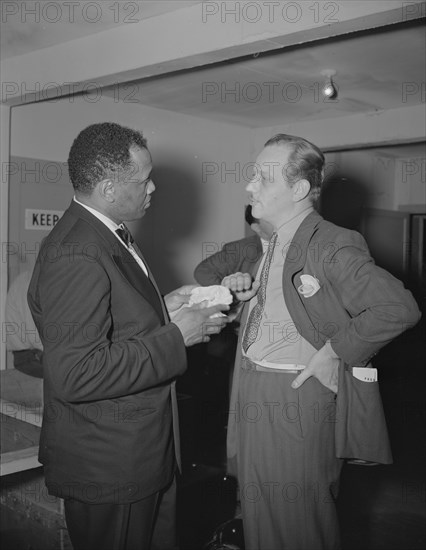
<box><xmin>242</xmin><ymin>356</ymin><xmax>305</xmax><ymax>374</ymax></box>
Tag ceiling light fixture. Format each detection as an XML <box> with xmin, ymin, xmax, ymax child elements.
<box><xmin>321</xmin><ymin>69</ymin><xmax>338</xmax><ymax>100</ymax></box>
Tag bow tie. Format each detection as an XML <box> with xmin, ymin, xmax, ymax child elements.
<box><xmin>116</xmin><ymin>224</ymin><xmax>134</xmax><ymax>247</ymax></box>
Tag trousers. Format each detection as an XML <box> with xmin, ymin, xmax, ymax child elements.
<box><xmin>64</xmin><ymin>477</ymin><xmax>177</xmax><ymax>550</ymax></box>
<box><xmin>236</xmin><ymin>362</ymin><xmax>343</xmax><ymax>550</ymax></box>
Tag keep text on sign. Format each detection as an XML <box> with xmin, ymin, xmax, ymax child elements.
<box><xmin>25</xmin><ymin>209</ymin><xmax>64</xmax><ymax>230</ymax></box>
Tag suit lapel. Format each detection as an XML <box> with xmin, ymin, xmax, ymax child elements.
<box><xmin>282</xmin><ymin>211</ymin><xmax>324</xmax><ymax>350</ymax></box>
<box><xmin>130</xmin><ymin>241</ymin><xmax>169</xmax><ymax>322</ymax></box>
<box><xmin>111</xmin><ymin>249</ymin><xmax>166</xmax><ymax>322</ymax></box>
<box><xmin>68</xmin><ymin>201</ymin><xmax>166</xmax><ymax>323</ymax></box>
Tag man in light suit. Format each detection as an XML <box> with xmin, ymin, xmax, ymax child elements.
<box><xmin>28</xmin><ymin>122</ymin><xmax>229</xmax><ymax>550</ymax></box>
<box><xmin>222</xmin><ymin>134</ymin><xmax>421</xmax><ymax>550</ymax></box>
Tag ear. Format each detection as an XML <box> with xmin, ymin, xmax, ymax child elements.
<box><xmin>292</xmin><ymin>179</ymin><xmax>311</xmax><ymax>202</ymax></box>
<box><xmin>97</xmin><ymin>179</ymin><xmax>115</xmax><ymax>203</ymax></box>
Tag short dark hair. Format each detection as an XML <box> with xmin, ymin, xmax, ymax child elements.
<box><xmin>264</xmin><ymin>134</ymin><xmax>324</xmax><ymax>202</ymax></box>
<box><xmin>244</xmin><ymin>204</ymin><xmax>257</xmax><ymax>226</ymax></box>
<box><xmin>68</xmin><ymin>122</ymin><xmax>147</xmax><ymax>194</ymax></box>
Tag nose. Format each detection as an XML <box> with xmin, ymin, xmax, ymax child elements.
<box><xmin>148</xmin><ymin>180</ymin><xmax>156</xmax><ymax>193</ymax></box>
<box><xmin>246</xmin><ymin>164</ymin><xmax>261</xmax><ymax>192</ymax></box>
<box><xmin>246</xmin><ymin>178</ymin><xmax>256</xmax><ymax>193</ymax></box>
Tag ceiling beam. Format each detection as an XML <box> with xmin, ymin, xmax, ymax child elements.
<box><xmin>2</xmin><ymin>1</ymin><xmax>425</xmax><ymax>106</ymax></box>
<box><xmin>254</xmin><ymin>104</ymin><xmax>426</xmax><ymax>151</ymax></box>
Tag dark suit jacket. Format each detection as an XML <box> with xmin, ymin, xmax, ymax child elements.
<box><xmin>194</xmin><ymin>235</ymin><xmax>264</xmax><ymax>356</ymax></box>
<box><xmin>28</xmin><ymin>201</ymin><xmax>187</xmax><ymax>504</ymax></box>
<box><xmin>227</xmin><ymin>211</ymin><xmax>421</xmax><ymax>466</ymax></box>
<box><xmin>194</xmin><ymin>235</ymin><xmax>263</xmax><ymax>285</ymax></box>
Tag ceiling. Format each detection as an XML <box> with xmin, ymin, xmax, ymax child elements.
<box><xmin>2</xmin><ymin>3</ymin><xmax>424</xmax><ymax>133</ymax></box>
<box><xmin>102</xmin><ymin>21</ymin><xmax>426</xmax><ymax>128</ymax></box>
<box><xmin>348</xmin><ymin>143</ymin><xmax>426</xmax><ymax>157</ymax></box>
<box><xmin>0</xmin><ymin>1</ymin><xmax>201</xmax><ymax>59</ymax></box>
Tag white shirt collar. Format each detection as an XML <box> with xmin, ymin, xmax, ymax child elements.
<box><xmin>73</xmin><ymin>198</ymin><xmax>148</xmax><ymax>275</ymax></box>
<box><xmin>73</xmin><ymin>197</ymin><xmax>121</xmax><ymax>234</ymax></box>
<box><xmin>260</xmin><ymin>238</ymin><xmax>270</xmax><ymax>253</ymax></box>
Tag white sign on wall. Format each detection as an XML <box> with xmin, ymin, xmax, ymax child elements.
<box><xmin>25</xmin><ymin>209</ymin><xmax>64</xmax><ymax>230</ymax></box>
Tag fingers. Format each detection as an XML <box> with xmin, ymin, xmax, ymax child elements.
<box><xmin>291</xmin><ymin>361</ymin><xmax>339</xmax><ymax>393</ymax></box>
<box><xmin>234</xmin><ymin>288</ymin><xmax>257</xmax><ymax>302</ymax></box>
<box><xmin>252</xmin><ymin>280</ymin><xmax>260</xmax><ymax>292</ymax></box>
<box><xmin>222</xmin><ymin>272</ymin><xmax>253</xmax><ymax>293</ymax></box>
<box><xmin>203</xmin><ymin>303</ymin><xmax>231</xmax><ymax>316</ymax></box>
<box><xmin>291</xmin><ymin>367</ymin><xmax>312</xmax><ymax>389</ymax></box>
<box><xmin>190</xmin><ymin>304</ymin><xmax>230</xmax><ymax>338</ymax></box>
<box><xmin>328</xmin><ymin>381</ymin><xmax>338</xmax><ymax>394</ymax></box>
<box><xmin>199</xmin><ymin>317</ymin><xmax>228</xmax><ymax>343</ymax></box>
<box><xmin>202</xmin><ymin>321</ymin><xmax>226</xmax><ymax>335</ymax></box>
<box><xmin>171</xmin><ymin>295</ymin><xmax>191</xmax><ymax>308</ymax></box>
<box><xmin>177</xmin><ymin>284</ymin><xmax>198</xmax><ymax>295</ymax></box>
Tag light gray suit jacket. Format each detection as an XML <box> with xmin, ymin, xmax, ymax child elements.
<box><xmin>227</xmin><ymin>211</ymin><xmax>421</xmax><ymax>466</ymax></box>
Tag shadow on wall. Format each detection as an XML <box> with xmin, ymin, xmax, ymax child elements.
<box><xmin>318</xmin><ymin>175</ymin><xmax>372</xmax><ymax>231</ymax></box>
<box><xmin>130</xmin><ymin>161</ymin><xmax>202</xmax><ymax>293</ymax></box>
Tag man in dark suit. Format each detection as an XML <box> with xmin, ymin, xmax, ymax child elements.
<box><xmin>193</xmin><ymin>206</ymin><xmax>273</xmax><ymax>400</ymax></box>
<box><xmin>28</xmin><ymin>122</ymin><xmax>229</xmax><ymax>550</ymax></box>
<box><xmin>223</xmin><ymin>134</ymin><xmax>421</xmax><ymax>550</ymax></box>
<box><xmin>194</xmin><ymin>205</ymin><xmax>272</xmax><ymax>362</ymax></box>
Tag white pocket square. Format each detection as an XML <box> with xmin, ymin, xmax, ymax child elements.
<box><xmin>297</xmin><ymin>274</ymin><xmax>321</xmax><ymax>298</ymax></box>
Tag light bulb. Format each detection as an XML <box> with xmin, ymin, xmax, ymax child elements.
<box><xmin>320</xmin><ymin>69</ymin><xmax>338</xmax><ymax>100</ymax></box>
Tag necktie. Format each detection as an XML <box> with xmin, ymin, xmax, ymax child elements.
<box><xmin>242</xmin><ymin>231</ymin><xmax>278</xmax><ymax>353</ymax></box>
<box><xmin>116</xmin><ymin>224</ymin><xmax>134</xmax><ymax>247</ymax></box>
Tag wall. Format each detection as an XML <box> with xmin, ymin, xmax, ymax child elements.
<box><xmin>253</xmin><ymin>105</ymin><xmax>425</xmax><ymax>153</ymax></box>
<box><xmin>10</xmin><ymin>96</ymin><xmax>251</xmax><ymax>292</ymax></box>
<box><xmin>8</xmin><ymin>156</ymin><xmax>73</xmax><ymax>282</ymax></box>
<box><xmin>322</xmin><ymin>148</ymin><xmax>425</xmax><ymax>215</ymax></box>
<box><xmin>394</xmin><ymin>156</ymin><xmax>426</xmax><ymax>209</ymax></box>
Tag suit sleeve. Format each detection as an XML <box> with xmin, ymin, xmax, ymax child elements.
<box><xmin>31</xmin><ymin>250</ymin><xmax>187</xmax><ymax>403</ymax></box>
<box><xmin>324</xmin><ymin>234</ymin><xmax>421</xmax><ymax>366</ymax></box>
<box><xmin>194</xmin><ymin>243</ymin><xmax>241</xmax><ymax>285</ymax></box>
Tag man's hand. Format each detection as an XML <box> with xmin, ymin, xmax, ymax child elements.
<box><xmin>221</xmin><ymin>272</ymin><xmax>260</xmax><ymax>302</ymax></box>
<box><xmin>171</xmin><ymin>302</ymin><xmax>230</xmax><ymax>346</ymax></box>
<box><xmin>164</xmin><ymin>285</ymin><xmax>198</xmax><ymax>315</ymax></box>
<box><xmin>291</xmin><ymin>341</ymin><xmax>340</xmax><ymax>393</ymax></box>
